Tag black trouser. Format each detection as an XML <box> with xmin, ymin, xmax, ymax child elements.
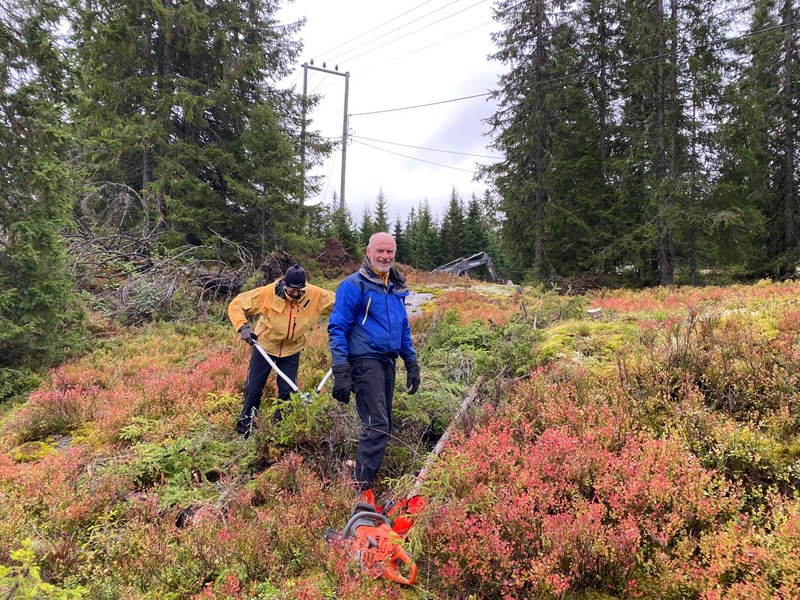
<box><xmin>237</xmin><ymin>349</ymin><xmax>300</xmax><ymax>433</ymax></box>
<box><xmin>351</xmin><ymin>358</ymin><xmax>396</xmax><ymax>492</ymax></box>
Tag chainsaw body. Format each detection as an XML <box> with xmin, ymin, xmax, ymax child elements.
<box><xmin>326</xmin><ymin>492</ymin><xmax>425</xmax><ymax>586</ymax></box>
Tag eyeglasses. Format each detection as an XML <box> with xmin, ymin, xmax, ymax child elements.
<box><xmin>286</xmin><ymin>287</ymin><xmax>305</xmax><ymax>295</ymax></box>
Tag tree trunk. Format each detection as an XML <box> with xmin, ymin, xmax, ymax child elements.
<box><xmin>534</xmin><ymin>14</ymin><xmax>546</xmax><ymax>278</ymax></box>
<box><xmin>782</xmin><ymin>0</ymin><xmax>797</xmax><ymax>267</ymax></box>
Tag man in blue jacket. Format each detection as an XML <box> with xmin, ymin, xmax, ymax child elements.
<box><xmin>328</xmin><ymin>231</ymin><xmax>421</xmax><ymax>492</ymax></box>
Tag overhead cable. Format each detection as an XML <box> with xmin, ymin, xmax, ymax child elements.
<box><xmin>348</xmin><ymin>19</ymin><xmax>800</xmax><ymax>117</ymax></box>
<box><xmin>352</xmin><ymin>139</ymin><xmax>477</xmax><ymax>173</ymax></box>
<box><xmin>351</xmin><ymin>134</ymin><xmax>503</xmax><ymax>159</ymax></box>
<box><xmin>313</xmin><ymin>0</ymin><xmax>437</xmax><ymax>59</ymax></box>
<box><xmin>336</xmin><ymin>0</ymin><xmax>490</xmax><ymax>65</ymax></box>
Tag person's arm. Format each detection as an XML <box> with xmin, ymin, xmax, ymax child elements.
<box><xmin>399</xmin><ymin>310</ymin><xmax>420</xmax><ymax>394</ymax></box>
<box><xmin>319</xmin><ymin>288</ymin><xmax>336</xmax><ymax>317</ymax></box>
<box><xmin>327</xmin><ymin>280</ymin><xmax>358</xmax><ymax>366</ymax></box>
<box><xmin>227</xmin><ymin>287</ymin><xmax>263</xmax><ymax>332</ymax></box>
<box><xmin>399</xmin><ymin>310</ymin><xmax>417</xmax><ymax>365</ymax></box>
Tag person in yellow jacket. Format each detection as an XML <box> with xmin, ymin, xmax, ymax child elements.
<box><xmin>228</xmin><ymin>264</ymin><xmax>335</xmax><ymax>436</ymax></box>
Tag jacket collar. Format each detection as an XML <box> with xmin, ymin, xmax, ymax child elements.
<box><xmin>358</xmin><ymin>257</ymin><xmax>409</xmax><ymax>293</ymax></box>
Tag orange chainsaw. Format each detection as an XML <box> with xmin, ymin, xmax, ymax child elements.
<box><xmin>324</xmin><ymin>491</ymin><xmax>424</xmax><ymax>586</ymax></box>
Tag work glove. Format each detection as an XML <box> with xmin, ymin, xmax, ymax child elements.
<box><xmin>238</xmin><ymin>324</ymin><xmax>257</xmax><ymax>346</ymax></box>
<box><xmin>332</xmin><ymin>364</ymin><xmax>352</xmax><ymax>404</ymax></box>
<box><xmin>405</xmin><ymin>360</ymin><xmax>420</xmax><ymax>395</ymax></box>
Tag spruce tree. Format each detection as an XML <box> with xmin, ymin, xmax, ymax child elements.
<box><xmin>439</xmin><ymin>187</ymin><xmax>465</xmax><ymax>262</ymax></box>
<box><xmin>393</xmin><ymin>217</ymin><xmax>408</xmax><ymax>264</ymax></box>
<box><xmin>487</xmin><ymin>0</ymin><xmax>570</xmax><ymax>281</ymax></box>
<box><xmin>0</xmin><ymin>0</ymin><xmax>85</xmax><ymax>387</ymax></box>
<box><xmin>373</xmin><ymin>189</ymin><xmax>391</xmax><ymax>233</ymax></box>
<box><xmin>330</xmin><ymin>205</ymin><xmax>359</xmax><ymax>258</ymax></box>
<box><xmin>407</xmin><ymin>200</ymin><xmax>440</xmax><ymax>270</ymax></box>
<box><xmin>68</xmin><ymin>0</ymin><xmax>324</xmax><ymax>255</ymax></box>
<box><xmin>359</xmin><ymin>205</ymin><xmax>375</xmax><ymax>247</ymax></box>
<box><xmin>463</xmin><ymin>193</ymin><xmax>489</xmax><ymax>255</ymax></box>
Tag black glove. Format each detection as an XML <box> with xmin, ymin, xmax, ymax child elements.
<box><xmin>239</xmin><ymin>324</ymin><xmax>257</xmax><ymax>346</ymax></box>
<box><xmin>405</xmin><ymin>360</ymin><xmax>420</xmax><ymax>395</ymax></box>
<box><xmin>332</xmin><ymin>364</ymin><xmax>352</xmax><ymax>404</ymax></box>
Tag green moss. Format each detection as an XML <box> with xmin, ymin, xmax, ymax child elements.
<box><xmin>10</xmin><ymin>441</ymin><xmax>56</xmax><ymax>463</ymax></box>
<box><xmin>538</xmin><ymin>320</ymin><xmax>638</xmax><ymax>365</ymax></box>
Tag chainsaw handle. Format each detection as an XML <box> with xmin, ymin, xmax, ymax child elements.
<box><xmin>341</xmin><ymin>511</ymin><xmax>390</xmax><ymax>539</ymax></box>
<box><xmin>384</xmin><ymin>545</ymin><xmax>418</xmax><ymax>586</ymax></box>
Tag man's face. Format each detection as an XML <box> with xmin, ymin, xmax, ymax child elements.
<box><xmin>366</xmin><ymin>235</ymin><xmax>396</xmax><ymax>274</ymax></box>
<box><xmin>285</xmin><ymin>286</ymin><xmax>304</xmax><ymax>300</ymax></box>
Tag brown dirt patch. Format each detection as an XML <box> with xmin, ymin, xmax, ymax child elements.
<box><xmin>315</xmin><ymin>237</ymin><xmax>358</xmax><ymax>278</ymax></box>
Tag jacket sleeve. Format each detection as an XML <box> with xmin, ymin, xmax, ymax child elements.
<box><xmin>399</xmin><ymin>310</ymin><xmax>417</xmax><ymax>365</ymax></box>
<box><xmin>319</xmin><ymin>288</ymin><xmax>336</xmax><ymax>317</ymax></box>
<box><xmin>227</xmin><ymin>287</ymin><xmax>265</xmax><ymax>332</ymax></box>
<box><xmin>327</xmin><ymin>279</ymin><xmax>358</xmax><ymax>366</ymax></box>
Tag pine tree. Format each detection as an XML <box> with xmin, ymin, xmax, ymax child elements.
<box><xmin>68</xmin><ymin>0</ymin><xmax>324</xmax><ymax>256</ymax></box>
<box><xmin>463</xmin><ymin>193</ymin><xmax>489</xmax><ymax>255</ymax></box>
<box><xmin>439</xmin><ymin>187</ymin><xmax>465</xmax><ymax>262</ymax></box>
<box><xmin>359</xmin><ymin>205</ymin><xmax>375</xmax><ymax>247</ymax></box>
<box><xmin>373</xmin><ymin>189</ymin><xmax>391</xmax><ymax>233</ymax></box>
<box><xmin>393</xmin><ymin>217</ymin><xmax>408</xmax><ymax>264</ymax></box>
<box><xmin>0</xmin><ymin>0</ymin><xmax>85</xmax><ymax>385</ymax></box>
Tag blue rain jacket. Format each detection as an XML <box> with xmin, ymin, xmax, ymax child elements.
<box><xmin>328</xmin><ymin>259</ymin><xmax>417</xmax><ymax>366</ymax></box>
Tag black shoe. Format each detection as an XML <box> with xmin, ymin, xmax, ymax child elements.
<box><xmin>237</xmin><ymin>419</ymin><xmax>252</xmax><ymax>438</ymax></box>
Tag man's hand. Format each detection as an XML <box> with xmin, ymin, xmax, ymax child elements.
<box><xmin>332</xmin><ymin>364</ymin><xmax>352</xmax><ymax>404</ymax></box>
<box><xmin>405</xmin><ymin>360</ymin><xmax>420</xmax><ymax>395</ymax></box>
<box><xmin>238</xmin><ymin>324</ymin><xmax>257</xmax><ymax>346</ymax></box>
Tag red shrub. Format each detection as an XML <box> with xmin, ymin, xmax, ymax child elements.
<box><xmin>419</xmin><ymin>371</ymin><xmax>738</xmax><ymax>598</ymax></box>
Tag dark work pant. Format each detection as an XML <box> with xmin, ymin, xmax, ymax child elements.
<box><xmin>237</xmin><ymin>349</ymin><xmax>300</xmax><ymax>433</ymax></box>
<box><xmin>351</xmin><ymin>358</ymin><xmax>396</xmax><ymax>491</ymax></box>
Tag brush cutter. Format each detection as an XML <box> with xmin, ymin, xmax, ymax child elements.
<box><xmin>252</xmin><ymin>342</ymin><xmax>333</xmax><ymax>403</ymax></box>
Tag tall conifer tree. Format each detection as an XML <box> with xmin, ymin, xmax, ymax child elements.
<box><xmin>0</xmin><ymin>0</ymin><xmax>84</xmax><ymax>379</ymax></box>
<box><xmin>68</xmin><ymin>0</ymin><xmax>325</xmax><ymax>254</ymax></box>
<box><xmin>439</xmin><ymin>187</ymin><xmax>465</xmax><ymax>262</ymax></box>
<box><xmin>373</xmin><ymin>189</ymin><xmax>390</xmax><ymax>233</ymax></box>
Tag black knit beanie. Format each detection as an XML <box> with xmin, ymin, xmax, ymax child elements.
<box><xmin>283</xmin><ymin>264</ymin><xmax>306</xmax><ymax>289</ymax></box>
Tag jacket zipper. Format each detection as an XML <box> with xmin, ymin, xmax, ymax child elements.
<box><xmin>278</xmin><ymin>302</ymin><xmax>296</xmax><ymax>357</ymax></box>
<box><xmin>361</xmin><ymin>297</ymin><xmax>372</xmax><ymax>325</ymax></box>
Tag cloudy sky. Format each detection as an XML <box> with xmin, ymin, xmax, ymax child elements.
<box><xmin>276</xmin><ymin>0</ymin><xmax>505</xmax><ymax>223</ymax></box>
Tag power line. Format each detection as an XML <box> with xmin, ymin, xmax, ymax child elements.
<box><xmin>379</xmin><ymin>20</ymin><xmax>493</xmax><ymax>69</ymax></box>
<box><xmin>335</xmin><ymin>0</ymin><xmax>490</xmax><ymax>65</ymax></box>
<box><xmin>314</xmin><ymin>18</ymin><xmax>494</xmax><ymax>94</ymax></box>
<box><xmin>352</xmin><ymin>139</ymin><xmax>477</xmax><ymax>173</ymax></box>
<box><xmin>313</xmin><ymin>0</ymin><xmax>438</xmax><ymax>60</ymax></box>
<box><xmin>351</xmin><ymin>134</ymin><xmax>502</xmax><ymax>159</ymax></box>
<box><xmin>321</xmin><ymin>0</ymin><xmax>472</xmax><ymax>64</ymax></box>
<box><xmin>348</xmin><ymin>19</ymin><xmax>799</xmax><ymax>117</ymax></box>
<box><xmin>351</xmin><ymin>92</ymin><xmax>490</xmax><ymax>117</ymax></box>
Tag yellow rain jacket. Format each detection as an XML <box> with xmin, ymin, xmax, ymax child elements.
<box><xmin>228</xmin><ymin>279</ymin><xmax>336</xmax><ymax>357</ymax></box>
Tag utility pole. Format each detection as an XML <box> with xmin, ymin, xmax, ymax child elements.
<box><xmin>301</xmin><ymin>62</ymin><xmax>350</xmax><ymax>210</ymax></box>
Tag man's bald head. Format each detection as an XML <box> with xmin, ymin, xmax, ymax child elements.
<box><xmin>366</xmin><ymin>232</ymin><xmax>396</xmax><ymax>274</ymax></box>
